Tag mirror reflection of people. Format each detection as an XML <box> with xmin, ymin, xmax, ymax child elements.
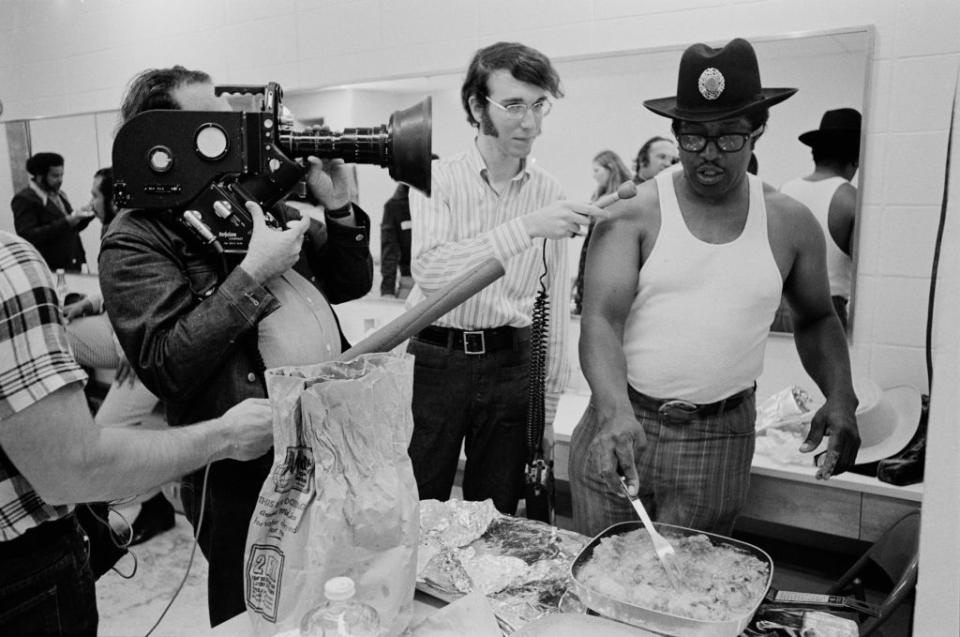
<box><xmin>0</xmin><ymin>230</ymin><xmax>273</xmax><ymax>636</ymax></box>
<box><xmin>62</xmin><ymin>168</ymin><xmax>177</xmax><ymax>547</ymax></box>
<box><xmin>570</xmin><ymin>38</ymin><xmax>860</xmax><ymax>538</ymax></box>
<box><xmin>99</xmin><ymin>65</ymin><xmax>373</xmax><ymax>626</ymax></box>
<box><xmin>574</xmin><ymin>150</ymin><xmax>632</xmax><ymax>315</ymax></box>
<box><xmin>380</xmin><ymin>183</ymin><xmax>413</xmax><ymax>298</ymax></box>
<box><xmin>780</xmin><ymin>108</ymin><xmax>861</xmax><ymax>330</ymax></box>
<box><xmin>11</xmin><ymin>152</ymin><xmax>95</xmax><ymax>272</ymax></box>
<box><xmin>632</xmin><ymin>136</ymin><xmax>679</xmax><ymax>184</ymax></box>
<box><xmin>406</xmin><ymin>42</ymin><xmax>605</xmax><ymax>515</ymax></box>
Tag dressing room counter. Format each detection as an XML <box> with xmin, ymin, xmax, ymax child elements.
<box><xmin>550</xmin><ymin>392</ymin><xmax>923</xmax><ymax>544</ymax></box>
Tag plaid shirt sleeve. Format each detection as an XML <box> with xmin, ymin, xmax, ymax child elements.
<box><xmin>0</xmin><ymin>232</ymin><xmax>86</xmax><ymax>539</ymax></box>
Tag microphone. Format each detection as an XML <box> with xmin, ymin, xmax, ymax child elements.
<box><xmin>593</xmin><ymin>180</ymin><xmax>639</xmax><ymax>209</ymax></box>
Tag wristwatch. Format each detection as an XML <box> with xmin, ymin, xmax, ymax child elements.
<box><xmin>325</xmin><ymin>203</ymin><xmax>353</xmax><ymax>219</ymax></box>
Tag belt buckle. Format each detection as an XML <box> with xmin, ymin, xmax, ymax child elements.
<box><xmin>463</xmin><ymin>330</ymin><xmax>486</xmax><ymax>355</ymax></box>
<box><xmin>658</xmin><ymin>399</ymin><xmax>698</xmax><ymax>423</ymax></box>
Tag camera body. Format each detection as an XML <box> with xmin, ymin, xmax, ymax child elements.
<box><xmin>112</xmin><ymin>82</ymin><xmax>431</xmax><ymax>254</ymax></box>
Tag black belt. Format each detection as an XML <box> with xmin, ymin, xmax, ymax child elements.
<box><xmin>629</xmin><ymin>384</ymin><xmax>756</xmax><ymax>423</ymax></box>
<box><xmin>415</xmin><ymin>325</ymin><xmax>530</xmax><ymax>355</ymax></box>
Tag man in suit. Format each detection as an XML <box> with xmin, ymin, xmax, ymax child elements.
<box><xmin>11</xmin><ymin>152</ymin><xmax>94</xmax><ymax>272</ymax></box>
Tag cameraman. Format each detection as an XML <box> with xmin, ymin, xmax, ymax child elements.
<box><xmin>99</xmin><ymin>66</ymin><xmax>373</xmax><ymax>626</ymax></box>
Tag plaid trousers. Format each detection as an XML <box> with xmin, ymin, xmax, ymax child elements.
<box><xmin>569</xmin><ymin>386</ymin><xmax>756</xmax><ymax>538</ymax></box>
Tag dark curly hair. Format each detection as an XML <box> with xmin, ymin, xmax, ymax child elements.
<box><xmin>25</xmin><ymin>152</ymin><xmax>64</xmax><ymax>177</ymax></box>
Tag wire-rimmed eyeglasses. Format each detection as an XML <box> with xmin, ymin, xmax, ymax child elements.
<box><xmin>485</xmin><ymin>96</ymin><xmax>553</xmax><ymax>120</ymax></box>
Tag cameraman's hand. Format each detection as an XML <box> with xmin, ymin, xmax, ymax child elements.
<box><xmin>239</xmin><ymin>201</ymin><xmax>310</xmax><ymax>285</ymax></box>
<box><xmin>305</xmin><ymin>156</ymin><xmax>353</xmax><ymax>211</ymax></box>
<box><xmin>218</xmin><ymin>398</ymin><xmax>273</xmax><ymax>461</ymax></box>
<box><xmin>521</xmin><ymin>201</ymin><xmax>606</xmax><ymax>240</ymax></box>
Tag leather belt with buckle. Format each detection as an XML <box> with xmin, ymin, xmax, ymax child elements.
<box><xmin>415</xmin><ymin>325</ymin><xmax>530</xmax><ymax>355</ymax></box>
<box><xmin>630</xmin><ymin>385</ymin><xmax>756</xmax><ymax>424</ymax></box>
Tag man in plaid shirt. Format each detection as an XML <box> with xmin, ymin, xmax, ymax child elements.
<box><xmin>0</xmin><ymin>231</ymin><xmax>274</xmax><ymax>635</ymax></box>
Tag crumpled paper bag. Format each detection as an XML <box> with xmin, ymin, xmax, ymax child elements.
<box><xmin>244</xmin><ymin>353</ymin><xmax>419</xmax><ymax>636</ymax></box>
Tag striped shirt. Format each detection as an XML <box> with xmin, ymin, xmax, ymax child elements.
<box><xmin>408</xmin><ymin>141</ymin><xmax>571</xmax><ymax>408</ymax></box>
<box><xmin>0</xmin><ymin>232</ymin><xmax>85</xmax><ymax>540</ymax></box>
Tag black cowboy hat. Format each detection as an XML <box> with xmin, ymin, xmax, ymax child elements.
<box><xmin>798</xmin><ymin>108</ymin><xmax>862</xmax><ymax>147</ymax></box>
<box><xmin>644</xmin><ymin>38</ymin><xmax>797</xmax><ymax>123</ymax></box>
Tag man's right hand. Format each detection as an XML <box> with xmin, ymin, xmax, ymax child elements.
<box><xmin>67</xmin><ymin>207</ymin><xmax>95</xmax><ymax>227</ymax></box>
<box><xmin>239</xmin><ymin>201</ymin><xmax>311</xmax><ymax>284</ymax></box>
<box><xmin>521</xmin><ymin>201</ymin><xmax>606</xmax><ymax>239</ymax></box>
<box><xmin>589</xmin><ymin>410</ymin><xmax>647</xmax><ymax>496</ymax></box>
<box><xmin>219</xmin><ymin>398</ymin><xmax>273</xmax><ymax>461</ymax></box>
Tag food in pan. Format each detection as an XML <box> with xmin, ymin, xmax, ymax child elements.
<box><xmin>577</xmin><ymin>528</ymin><xmax>769</xmax><ymax>621</ymax></box>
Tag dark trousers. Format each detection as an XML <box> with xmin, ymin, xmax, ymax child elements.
<box><xmin>180</xmin><ymin>454</ymin><xmax>273</xmax><ymax>626</ymax></box>
<box><xmin>407</xmin><ymin>335</ymin><xmax>530</xmax><ymax>515</ymax></box>
<box><xmin>0</xmin><ymin>515</ymin><xmax>98</xmax><ymax>636</ymax></box>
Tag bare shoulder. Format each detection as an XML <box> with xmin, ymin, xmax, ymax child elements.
<box><xmin>832</xmin><ymin>182</ymin><xmax>858</xmax><ymax>211</ymax></box>
<box><xmin>765</xmin><ymin>189</ymin><xmax>823</xmax><ymax>242</ymax></box>
<box><xmin>603</xmin><ymin>178</ymin><xmax>660</xmax><ymax>232</ymax></box>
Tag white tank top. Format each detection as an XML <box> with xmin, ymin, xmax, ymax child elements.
<box><xmin>622</xmin><ymin>171</ymin><xmax>782</xmax><ymax>402</ymax></box>
<box><xmin>779</xmin><ymin>176</ymin><xmax>853</xmax><ymax>299</ymax></box>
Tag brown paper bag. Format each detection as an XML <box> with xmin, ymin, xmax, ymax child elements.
<box><xmin>244</xmin><ymin>353</ymin><xmax>418</xmax><ymax>636</ymax></box>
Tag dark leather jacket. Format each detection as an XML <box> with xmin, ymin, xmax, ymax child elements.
<box><xmin>99</xmin><ymin>204</ymin><xmax>373</xmax><ymax>427</ymax></box>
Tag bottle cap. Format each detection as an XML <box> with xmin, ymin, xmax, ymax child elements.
<box><xmin>324</xmin><ymin>576</ymin><xmax>356</xmax><ymax>601</ymax></box>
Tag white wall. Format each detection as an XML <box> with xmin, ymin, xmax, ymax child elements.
<box><xmin>1</xmin><ymin>1</ymin><xmax>958</xmax><ymax>633</ymax></box>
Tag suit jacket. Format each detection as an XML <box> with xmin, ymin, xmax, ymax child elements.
<box><xmin>11</xmin><ymin>186</ymin><xmax>89</xmax><ymax>271</ymax></box>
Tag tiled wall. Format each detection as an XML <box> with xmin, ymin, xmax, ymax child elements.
<box><xmin>1</xmin><ymin>1</ymin><xmax>958</xmax><ymax>632</ymax></box>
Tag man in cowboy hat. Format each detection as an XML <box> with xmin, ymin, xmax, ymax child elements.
<box><xmin>781</xmin><ymin>108</ymin><xmax>862</xmax><ymax>329</ymax></box>
<box><xmin>569</xmin><ymin>37</ymin><xmax>861</xmax><ymax>536</ymax></box>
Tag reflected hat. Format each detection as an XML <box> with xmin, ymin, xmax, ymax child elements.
<box><xmin>812</xmin><ymin>380</ymin><xmax>922</xmax><ymax>465</ymax></box>
<box><xmin>643</xmin><ymin>38</ymin><xmax>797</xmax><ymax>123</ymax></box>
<box><xmin>798</xmin><ymin>108</ymin><xmax>862</xmax><ymax>148</ymax></box>
<box><xmin>853</xmin><ymin>384</ymin><xmax>922</xmax><ymax>465</ymax></box>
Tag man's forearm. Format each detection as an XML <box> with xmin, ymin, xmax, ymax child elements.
<box><xmin>63</xmin><ymin>420</ymin><xmax>233</xmax><ymax>505</ymax></box>
<box><xmin>1</xmin><ymin>385</ymin><xmax>252</xmax><ymax>506</ymax></box>
<box><xmin>580</xmin><ymin>315</ymin><xmax>635</xmax><ymax>418</ymax></box>
<box><xmin>793</xmin><ymin>314</ymin><xmax>857</xmax><ymax>403</ymax></box>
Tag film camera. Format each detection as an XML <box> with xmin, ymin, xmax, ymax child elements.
<box><xmin>112</xmin><ymin>82</ymin><xmax>431</xmax><ymax>253</ymax></box>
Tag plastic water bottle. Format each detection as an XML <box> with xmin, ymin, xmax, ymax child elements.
<box><xmin>300</xmin><ymin>576</ymin><xmax>380</xmax><ymax>637</ymax></box>
<box><xmin>54</xmin><ymin>268</ymin><xmax>68</xmax><ymax>306</ymax></box>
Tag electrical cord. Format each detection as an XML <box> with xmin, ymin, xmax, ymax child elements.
<box><xmin>925</xmin><ymin>77</ymin><xmax>955</xmax><ymax>390</ymax></box>
<box><xmin>526</xmin><ymin>239</ymin><xmax>550</xmax><ymax>458</ymax></box>
<box><xmin>143</xmin><ymin>462</ymin><xmax>212</xmax><ymax>637</ymax></box>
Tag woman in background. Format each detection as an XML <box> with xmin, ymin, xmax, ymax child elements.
<box><xmin>63</xmin><ymin>168</ymin><xmax>177</xmax><ymax>547</ymax></box>
<box><xmin>573</xmin><ymin>150</ymin><xmax>632</xmax><ymax>314</ymax></box>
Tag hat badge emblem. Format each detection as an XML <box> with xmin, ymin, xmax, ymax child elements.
<box><xmin>698</xmin><ymin>67</ymin><xmax>725</xmax><ymax>100</ymax></box>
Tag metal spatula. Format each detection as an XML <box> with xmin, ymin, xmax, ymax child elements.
<box><xmin>618</xmin><ymin>477</ymin><xmax>683</xmax><ymax>590</ymax></box>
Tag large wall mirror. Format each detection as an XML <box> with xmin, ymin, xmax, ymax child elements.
<box><xmin>3</xmin><ymin>27</ymin><xmax>872</xmax><ymax>335</ymax></box>
<box><xmin>283</xmin><ymin>26</ymin><xmax>874</xmax><ymax>333</ymax></box>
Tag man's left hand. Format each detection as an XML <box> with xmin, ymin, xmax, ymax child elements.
<box><xmin>801</xmin><ymin>398</ymin><xmax>860</xmax><ymax>479</ymax></box>
<box><xmin>304</xmin><ymin>156</ymin><xmax>353</xmax><ymax>210</ymax></box>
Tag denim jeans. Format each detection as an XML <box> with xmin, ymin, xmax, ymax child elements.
<box><xmin>0</xmin><ymin>515</ymin><xmax>98</xmax><ymax>636</ymax></box>
<box><xmin>569</xmin><ymin>387</ymin><xmax>756</xmax><ymax>538</ymax></box>
<box><xmin>407</xmin><ymin>334</ymin><xmax>530</xmax><ymax>515</ymax></box>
